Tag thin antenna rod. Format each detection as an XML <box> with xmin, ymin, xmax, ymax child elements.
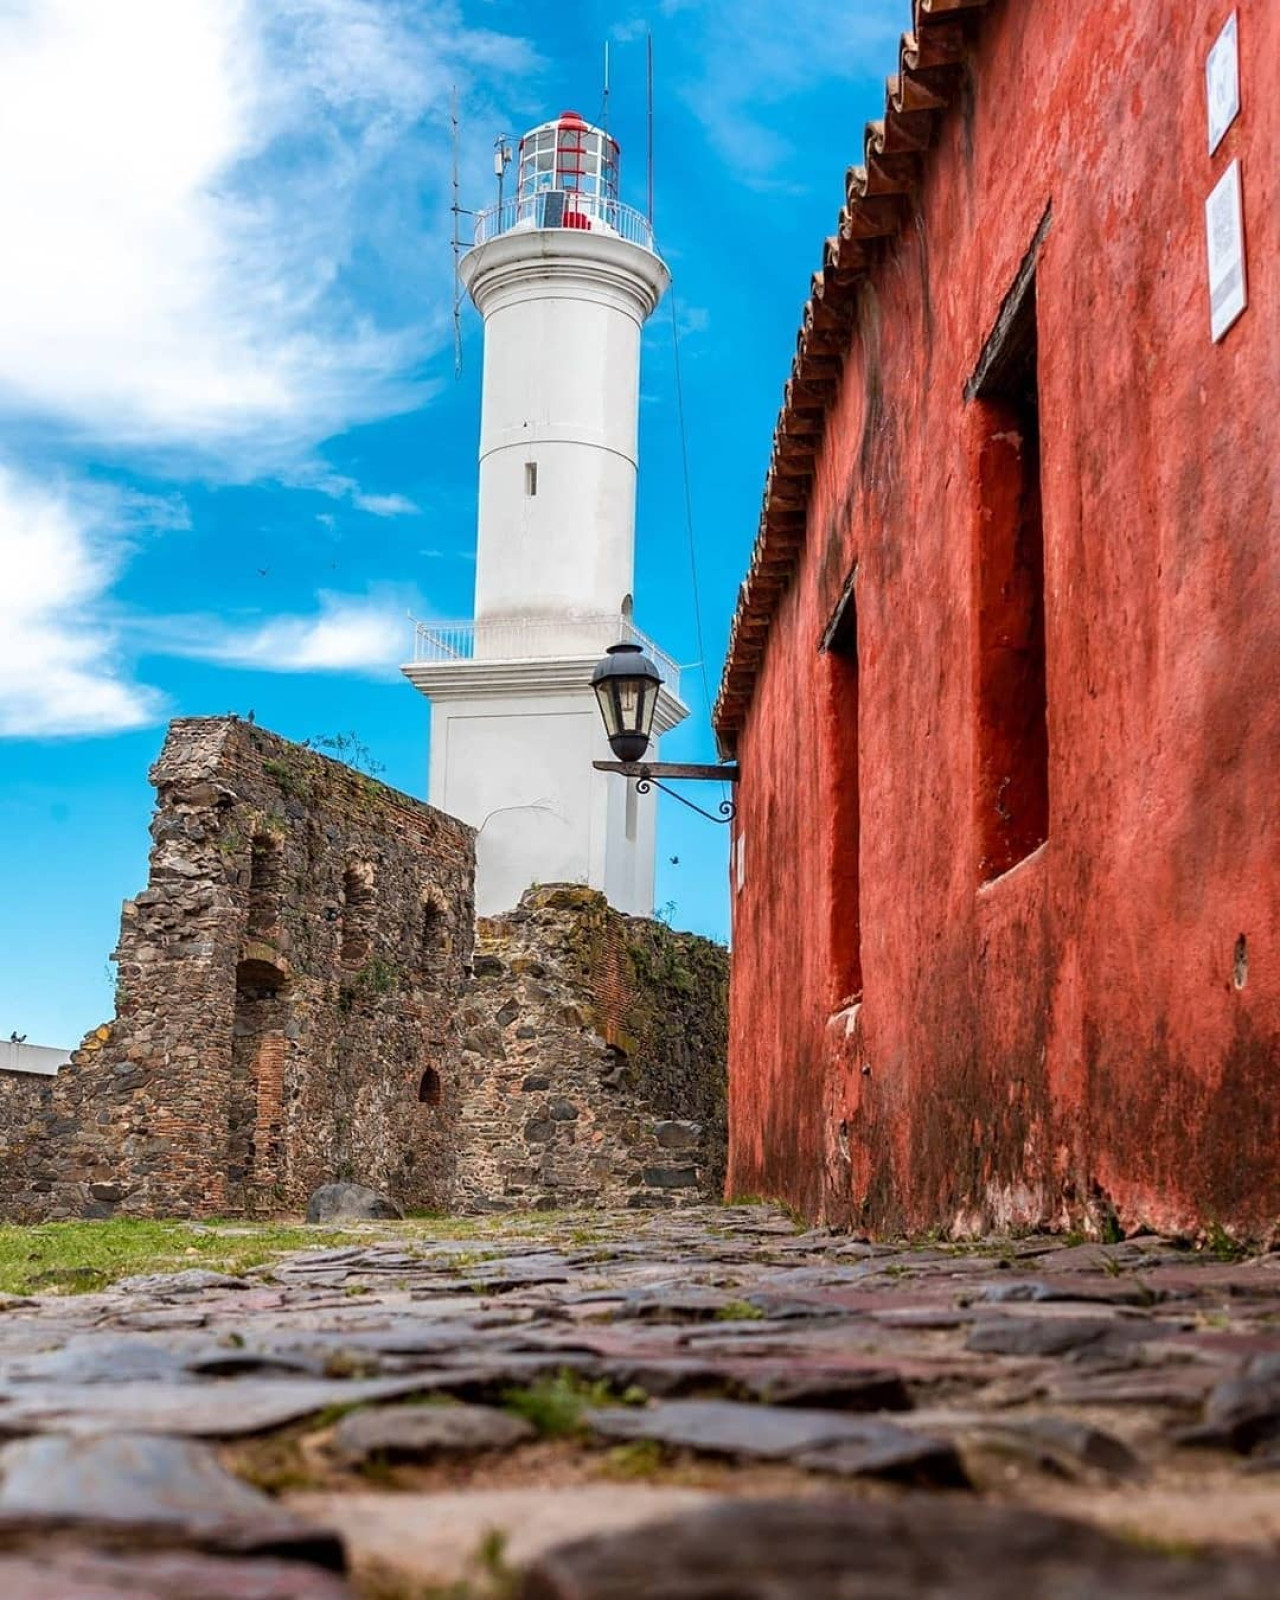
<box><xmin>602</xmin><ymin>40</ymin><xmax>610</xmax><ymax>134</ymax></box>
<box><xmin>494</xmin><ymin>134</ymin><xmax>511</xmax><ymax>210</ymax></box>
<box><xmin>450</xmin><ymin>85</ymin><xmax>463</xmax><ymax>380</ymax></box>
<box><xmin>646</xmin><ymin>33</ymin><xmax>654</xmax><ymax>226</ymax></box>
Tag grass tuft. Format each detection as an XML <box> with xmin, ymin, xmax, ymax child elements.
<box><xmin>501</xmin><ymin>1370</ymin><xmax>644</xmax><ymax>1439</ymax></box>
<box><xmin>714</xmin><ymin>1298</ymin><xmax>764</xmax><ymax>1322</ymax></box>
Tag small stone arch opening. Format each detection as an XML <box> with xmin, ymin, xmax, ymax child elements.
<box><xmin>236</xmin><ymin>957</ymin><xmax>287</xmax><ymax>998</ymax></box>
<box><xmin>418</xmin><ymin>1066</ymin><xmax>443</xmax><ymax>1108</ymax></box>
<box><xmin>340</xmin><ymin>863</ymin><xmax>376</xmax><ymax>970</ymax></box>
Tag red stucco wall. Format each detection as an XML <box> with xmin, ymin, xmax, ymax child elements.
<box><xmin>728</xmin><ymin>0</ymin><xmax>1279</xmax><ymax>1236</ymax></box>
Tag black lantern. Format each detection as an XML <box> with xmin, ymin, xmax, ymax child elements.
<box><xmin>592</xmin><ymin>641</ymin><xmax>662</xmax><ymax>763</ymax></box>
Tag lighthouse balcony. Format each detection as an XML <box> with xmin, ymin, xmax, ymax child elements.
<box><xmin>473</xmin><ymin>193</ymin><xmax>656</xmax><ymax>253</ymax></box>
<box><xmin>410</xmin><ymin>614</ymin><xmax>680</xmax><ymax>699</ymax></box>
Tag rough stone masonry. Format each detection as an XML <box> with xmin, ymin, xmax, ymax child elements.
<box><xmin>0</xmin><ymin>718</ymin><xmax>729</xmax><ymax>1220</ymax></box>
<box><xmin>0</xmin><ymin>718</ymin><xmax>476</xmax><ymax>1220</ymax></box>
<box><xmin>455</xmin><ymin>885</ymin><xmax>729</xmax><ymax>1211</ymax></box>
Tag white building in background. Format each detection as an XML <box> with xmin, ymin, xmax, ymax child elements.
<box><xmin>0</xmin><ymin>1040</ymin><xmax>70</xmax><ymax>1076</ymax></box>
<box><xmin>404</xmin><ymin>110</ymin><xmax>687</xmax><ymax>917</ymax></box>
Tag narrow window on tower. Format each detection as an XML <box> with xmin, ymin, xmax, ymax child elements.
<box><xmin>968</xmin><ymin>242</ymin><xmax>1049</xmax><ymax>883</ymax></box>
<box><xmin>820</xmin><ymin>574</ymin><xmax>862</xmax><ymax>1007</ymax></box>
<box><xmin>524</xmin><ymin>461</ymin><xmax>538</xmax><ymax>497</ymax></box>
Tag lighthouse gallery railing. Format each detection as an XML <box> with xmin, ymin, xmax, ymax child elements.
<box><xmin>412</xmin><ymin>616</ymin><xmax>681</xmax><ymax>700</ymax></box>
<box><xmin>472</xmin><ymin>193</ymin><xmax>656</xmax><ymax>252</ymax></box>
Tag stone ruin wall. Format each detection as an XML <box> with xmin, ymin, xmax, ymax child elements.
<box><xmin>0</xmin><ymin>718</ymin><xmax>475</xmax><ymax>1221</ymax></box>
<box><xmin>452</xmin><ymin>885</ymin><xmax>729</xmax><ymax>1211</ymax></box>
<box><xmin>0</xmin><ymin>723</ymin><xmax>730</xmax><ymax>1222</ymax></box>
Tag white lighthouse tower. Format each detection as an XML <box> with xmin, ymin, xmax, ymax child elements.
<box><xmin>404</xmin><ymin>110</ymin><xmax>688</xmax><ymax>917</ymax></box>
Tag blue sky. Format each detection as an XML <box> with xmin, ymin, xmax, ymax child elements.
<box><xmin>0</xmin><ymin>0</ymin><xmax>902</xmax><ymax>1046</ymax></box>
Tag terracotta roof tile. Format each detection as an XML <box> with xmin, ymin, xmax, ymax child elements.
<box><xmin>713</xmin><ymin>0</ymin><xmax>992</xmax><ymax>755</ymax></box>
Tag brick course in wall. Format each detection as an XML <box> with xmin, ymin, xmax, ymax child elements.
<box><xmin>0</xmin><ymin>718</ymin><xmax>475</xmax><ymax>1220</ymax></box>
<box><xmin>452</xmin><ymin>886</ymin><xmax>728</xmax><ymax>1211</ymax></box>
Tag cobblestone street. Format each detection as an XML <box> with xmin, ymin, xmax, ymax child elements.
<box><xmin>0</xmin><ymin>1206</ymin><xmax>1278</xmax><ymax>1595</ymax></box>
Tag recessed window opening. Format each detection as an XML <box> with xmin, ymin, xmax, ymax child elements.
<box><xmin>229</xmin><ymin>956</ymin><xmax>289</xmax><ymax>1200</ymax></box>
<box><xmin>524</xmin><ymin>461</ymin><xmax>538</xmax><ymax>497</ymax></box>
<box><xmin>821</xmin><ymin>574</ymin><xmax>862</xmax><ymax>1007</ymax></box>
<box><xmin>970</xmin><ymin>254</ymin><xmax>1049</xmax><ymax>883</ymax></box>
<box><xmin>418</xmin><ymin>1066</ymin><xmax>443</xmax><ymax>1107</ymax></box>
<box><xmin>246</xmin><ymin>834</ymin><xmax>283</xmax><ymax>940</ymax></box>
<box><xmin>420</xmin><ymin>894</ymin><xmax>449</xmax><ymax>982</ymax></box>
<box><xmin>340</xmin><ymin>863</ymin><xmax>376</xmax><ymax>969</ymax></box>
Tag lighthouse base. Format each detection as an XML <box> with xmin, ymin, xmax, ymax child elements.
<box><xmin>403</xmin><ymin>652</ymin><xmax>688</xmax><ymax>918</ymax></box>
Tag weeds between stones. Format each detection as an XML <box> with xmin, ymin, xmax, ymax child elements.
<box><xmin>500</xmin><ymin>1371</ymin><xmax>646</xmax><ymax>1439</ymax></box>
<box><xmin>714</xmin><ymin>1298</ymin><xmax>765</xmax><ymax>1321</ymax></box>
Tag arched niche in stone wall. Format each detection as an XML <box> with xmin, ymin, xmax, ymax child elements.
<box><xmin>340</xmin><ymin>862</ymin><xmax>377</xmax><ymax>971</ymax></box>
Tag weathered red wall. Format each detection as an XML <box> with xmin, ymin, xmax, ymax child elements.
<box><xmin>728</xmin><ymin>0</ymin><xmax>1279</xmax><ymax>1235</ymax></box>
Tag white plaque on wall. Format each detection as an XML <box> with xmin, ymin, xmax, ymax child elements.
<box><xmin>1206</xmin><ymin>12</ymin><xmax>1240</xmax><ymax>155</ymax></box>
<box><xmin>1205</xmin><ymin>159</ymin><xmax>1247</xmax><ymax>342</ymax></box>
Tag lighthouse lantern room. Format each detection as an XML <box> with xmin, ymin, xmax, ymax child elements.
<box><xmin>404</xmin><ymin>109</ymin><xmax>688</xmax><ymax>918</ymax></box>
<box><xmin>517</xmin><ymin>111</ymin><xmax>618</xmax><ymax>218</ymax></box>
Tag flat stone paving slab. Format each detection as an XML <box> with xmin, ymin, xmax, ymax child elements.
<box><xmin>290</xmin><ymin>1485</ymin><xmax>718</xmax><ymax>1590</ymax></box>
<box><xmin>521</xmin><ymin>1494</ymin><xmax>1280</xmax><ymax>1599</ymax></box>
<box><xmin>0</xmin><ymin>1374</ymin><xmax>446</xmax><ymax>1437</ymax></box>
<box><xmin>0</xmin><ymin>1548</ymin><xmax>353</xmax><ymax>1599</ymax></box>
<box><xmin>331</xmin><ymin>1402</ymin><xmax>535</xmax><ymax>1463</ymax></box>
<box><xmin>0</xmin><ymin>1205</ymin><xmax>1276</xmax><ymax>1596</ymax></box>
<box><xmin>587</xmin><ymin>1398</ymin><xmax>967</xmax><ymax>1485</ymax></box>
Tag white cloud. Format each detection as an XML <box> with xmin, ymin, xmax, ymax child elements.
<box><xmin>352</xmin><ymin>491</ymin><xmax>419</xmax><ymax>517</ymax></box>
<box><xmin>0</xmin><ymin>450</ymin><xmax>414</xmax><ymax>738</ymax></box>
<box><xmin>0</xmin><ymin>0</ymin><xmax>538</xmax><ymax>471</ymax></box>
<box><xmin>0</xmin><ymin>465</ymin><xmax>166</xmax><ymax>737</ymax></box>
<box><xmin>157</xmin><ymin>591</ymin><xmax>412</xmax><ymax>675</ymax></box>
<box><xmin>0</xmin><ymin>0</ymin><xmax>536</xmax><ymax>741</ymax></box>
<box><xmin>293</xmin><ymin>468</ymin><xmax>420</xmax><ymax>516</ymax></box>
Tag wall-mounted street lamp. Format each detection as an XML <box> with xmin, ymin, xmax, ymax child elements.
<box><xmin>591</xmin><ymin>642</ymin><xmax>739</xmax><ymax>823</ymax></box>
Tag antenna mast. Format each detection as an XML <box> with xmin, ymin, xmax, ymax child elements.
<box><xmin>646</xmin><ymin>33</ymin><xmax>654</xmax><ymax>226</ymax></box>
<box><xmin>450</xmin><ymin>85</ymin><xmax>463</xmax><ymax>379</ymax></box>
<box><xmin>602</xmin><ymin>40</ymin><xmax>610</xmax><ymax>135</ymax></box>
